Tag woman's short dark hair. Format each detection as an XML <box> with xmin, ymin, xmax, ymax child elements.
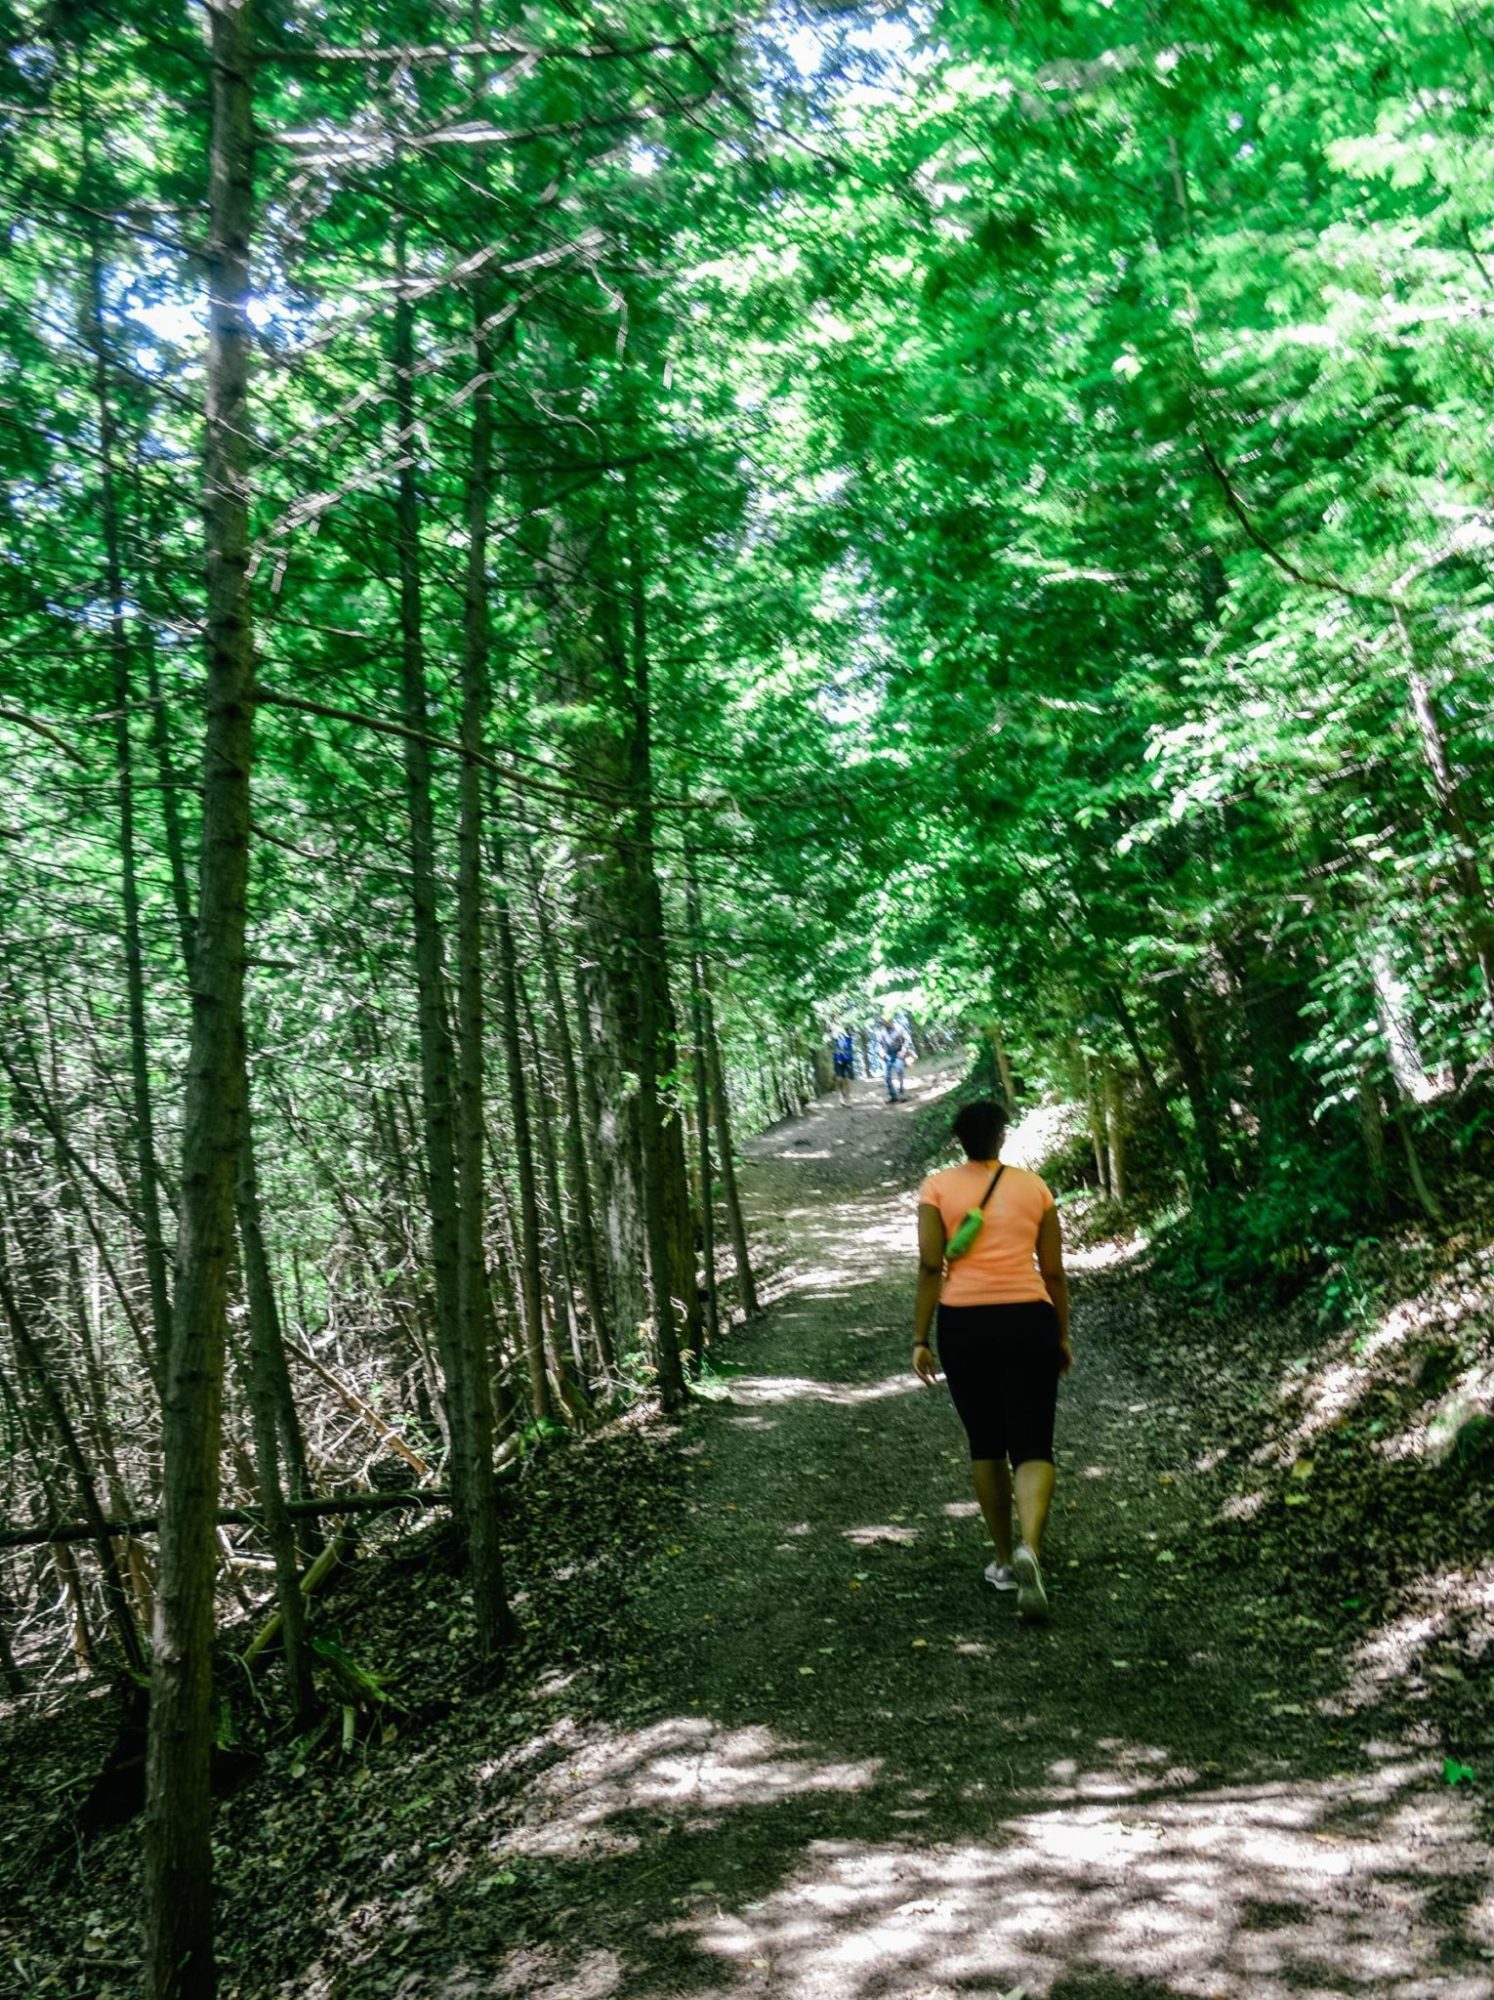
<box><xmin>952</xmin><ymin>1099</ymin><xmax>1008</xmax><ymax>1159</ymax></box>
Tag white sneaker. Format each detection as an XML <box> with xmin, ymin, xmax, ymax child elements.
<box><xmin>1014</xmin><ymin>1544</ymin><xmax>1049</xmax><ymax>1623</ymax></box>
<box><xmin>984</xmin><ymin>1561</ymin><xmax>1017</xmax><ymax>1592</ymax></box>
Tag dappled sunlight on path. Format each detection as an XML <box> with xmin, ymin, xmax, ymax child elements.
<box><xmin>398</xmin><ymin>1718</ymin><xmax>1494</xmax><ymax>2000</ymax></box>
<box><xmin>450</xmin><ymin>1066</ymin><xmax>1494</xmax><ymax>2000</ymax></box>
<box><xmin>501</xmin><ymin>1716</ymin><xmax>882</xmax><ymax>1864</ymax></box>
<box><xmin>719</xmin><ymin>1372</ymin><xmax>920</xmax><ymax>1407</ymax></box>
<box><xmin>694</xmin><ymin>1751</ymin><xmax>1494</xmax><ymax>2000</ymax></box>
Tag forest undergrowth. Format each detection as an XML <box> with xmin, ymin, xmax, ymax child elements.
<box><xmin>5</xmin><ymin>1061</ymin><xmax>1491</xmax><ymax>2000</ymax></box>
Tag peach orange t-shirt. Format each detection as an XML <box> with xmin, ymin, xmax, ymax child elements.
<box><xmin>917</xmin><ymin>1160</ymin><xmax>1054</xmax><ymax>1307</ymax></box>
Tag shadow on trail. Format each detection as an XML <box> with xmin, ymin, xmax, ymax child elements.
<box><xmin>360</xmin><ymin>1708</ymin><xmax>1488</xmax><ymax>2000</ymax></box>
<box><xmin>344</xmin><ymin>1726</ymin><xmax>1490</xmax><ymax>2000</ymax></box>
<box><xmin>377</xmin><ymin>1657</ymin><xmax>1484</xmax><ymax>1994</ymax></box>
<box><xmin>342</xmin><ymin>1074</ymin><xmax>1492</xmax><ymax>2000</ymax></box>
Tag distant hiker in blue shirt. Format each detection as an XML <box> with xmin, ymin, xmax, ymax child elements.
<box><xmin>878</xmin><ymin>1016</ymin><xmax>912</xmax><ymax>1102</ymax></box>
<box><xmin>832</xmin><ymin>1028</ymin><xmax>856</xmax><ymax>1104</ymax></box>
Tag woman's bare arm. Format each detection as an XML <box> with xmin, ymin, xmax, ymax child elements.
<box><xmin>912</xmin><ymin>1203</ymin><xmax>945</xmax><ymax>1383</ymax></box>
<box><xmin>1037</xmin><ymin>1205</ymin><xmax>1073</xmax><ymax>1371</ymax></box>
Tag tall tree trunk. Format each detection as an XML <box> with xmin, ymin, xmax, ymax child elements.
<box><xmin>526</xmin><ymin>854</ymin><xmax>613</xmax><ymax>1375</ymax></box>
<box><xmin>234</xmin><ymin>1129</ymin><xmax>315</xmax><ymax>1530</ymax></box>
<box><xmin>391</xmin><ymin>237</ymin><xmax>474</xmax><ymax>1535</ymax></box>
<box><xmin>690</xmin><ymin>880</ymin><xmax>758</xmax><ymax>1320</ymax></box>
<box><xmin>685</xmin><ymin>870</ymin><xmax>721</xmax><ymax>1357</ymax></box>
<box><xmin>489</xmin><ymin>832</ymin><xmax>554</xmax><ymax>1424</ymax></box>
<box><xmin>144</xmin><ymin>8</ymin><xmax>256</xmax><ymax>1991</ymax></box>
<box><xmin>540</xmin><ymin>512</ymin><xmax>654</xmax><ymax>1364</ymax></box>
<box><xmin>1161</xmin><ymin>983</ymin><xmax>1229</xmax><ymax>1192</ymax></box>
<box><xmin>482</xmin><ymin>1160</ymin><xmax>526</xmax><ymax>1425</ymax></box>
<box><xmin>663</xmin><ymin>1111</ymin><xmax>701</xmax><ymax>1379</ymax></box>
<box><xmin>79</xmin><ymin>125</ymin><xmax>174</xmax><ymax>1376</ymax></box>
<box><xmin>518</xmin><ymin>966</ymin><xmax>590</xmax><ymax>1413</ymax></box>
<box><xmin>236</xmin><ymin>1125</ymin><xmax>314</xmax><ymax>1721</ymax></box>
<box><xmin>54</xmin><ymin>1536</ymin><xmax>96</xmax><ymax>1670</ymax></box>
<box><xmin>987</xmin><ymin>1021</ymin><xmax>1016</xmax><ymax>1109</ymax></box>
<box><xmin>142</xmin><ymin>620</ymin><xmax>198</xmax><ymax>970</ymax></box>
<box><xmin>1358</xmin><ymin>1073</ymin><xmax>1388</xmax><ymax>1211</ymax></box>
<box><xmin>622</xmin><ymin>473</ymin><xmax>690</xmax><ymax>1406</ymax></box>
<box><xmin>1072</xmin><ymin>1042</ymin><xmax>1109</xmax><ymax>1194</ymax></box>
<box><xmin>573</xmin><ymin>929</ymin><xmax>649</xmax><ymax>1351</ymax></box>
<box><xmin>141</xmin><ymin>322</ymin><xmax>314</xmax><ymax>1548</ymax></box>
<box><xmin>454</xmin><ymin>290</ymin><xmax>514</xmax><ymax>1660</ymax></box>
<box><xmin>1103</xmin><ymin>1063</ymin><xmax>1127</xmax><ymax>1206</ymax></box>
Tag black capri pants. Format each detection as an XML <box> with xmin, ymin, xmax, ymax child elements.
<box><xmin>937</xmin><ymin>1299</ymin><xmax>1061</xmax><ymax>1466</ymax></box>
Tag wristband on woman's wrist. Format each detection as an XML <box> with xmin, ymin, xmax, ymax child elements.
<box><xmin>913</xmin><ymin>1338</ymin><xmax>932</xmax><ymax>1349</ymax></box>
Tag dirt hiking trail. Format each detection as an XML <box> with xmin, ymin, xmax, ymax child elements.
<box><xmin>487</xmin><ymin>1060</ymin><xmax>1493</xmax><ymax>2000</ymax></box>
<box><xmin>21</xmin><ymin>1064</ymin><xmax>1489</xmax><ymax>2000</ymax></box>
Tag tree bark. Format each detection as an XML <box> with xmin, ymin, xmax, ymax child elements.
<box><xmin>490</xmin><ymin>832</ymin><xmax>554</xmax><ymax>1424</ymax></box>
<box><xmin>525</xmin><ymin>853</ymin><xmax>613</xmax><ymax>1375</ymax></box>
<box><xmin>144</xmin><ymin>8</ymin><xmax>256</xmax><ymax>1991</ymax></box>
<box><xmin>236</xmin><ymin>1124</ymin><xmax>314</xmax><ymax>1721</ymax></box>
<box><xmin>529</xmin><ymin>508</ymin><xmax>649</xmax><ymax>1359</ymax></box>
<box><xmin>1072</xmin><ymin>1042</ymin><xmax>1109</xmax><ymax>1194</ymax></box>
<box><xmin>986</xmin><ymin>1021</ymin><xmax>1016</xmax><ymax>1110</ymax></box>
<box><xmin>517</xmin><ymin>965</ymin><xmax>590</xmax><ymax>1415</ymax></box>
<box><xmin>621</xmin><ymin>474</ymin><xmax>689</xmax><ymax>1406</ymax></box>
<box><xmin>1161</xmin><ymin>983</ymin><xmax>1229</xmax><ymax>1192</ymax></box>
<box><xmin>688</xmin><ymin>868</ymin><xmax>720</xmax><ymax>1352</ymax></box>
<box><xmin>1358</xmin><ymin>1073</ymin><xmax>1388</xmax><ymax>1211</ymax></box>
<box><xmin>390</xmin><ymin>235</ymin><xmax>474</xmax><ymax>1536</ymax></box>
<box><xmin>234</xmin><ymin>1127</ymin><xmax>315</xmax><ymax>1526</ymax></box>
<box><xmin>573</xmin><ymin>926</ymin><xmax>649</xmax><ymax>1350</ymax></box>
<box><xmin>142</xmin><ymin>619</ymin><xmax>198</xmax><ymax>970</ymax></box>
<box><xmin>455</xmin><ymin>288</ymin><xmax>514</xmax><ymax>1660</ymax></box>
<box><xmin>694</xmin><ymin>911</ymin><xmax>758</xmax><ymax>1320</ymax></box>
<box><xmin>79</xmin><ymin>140</ymin><xmax>174</xmax><ymax>1377</ymax></box>
<box><xmin>1103</xmin><ymin>1063</ymin><xmax>1127</xmax><ymax>1206</ymax></box>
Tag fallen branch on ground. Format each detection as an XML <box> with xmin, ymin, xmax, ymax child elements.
<box><xmin>0</xmin><ymin>1489</ymin><xmax>452</xmax><ymax>1551</ymax></box>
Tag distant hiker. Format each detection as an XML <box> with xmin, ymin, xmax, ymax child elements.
<box><xmin>878</xmin><ymin>1016</ymin><xmax>913</xmax><ymax>1102</ymax></box>
<box><xmin>832</xmin><ymin>1027</ymin><xmax>856</xmax><ymax>1104</ymax></box>
<box><xmin>911</xmin><ymin>1098</ymin><xmax>1071</xmax><ymax>1623</ymax></box>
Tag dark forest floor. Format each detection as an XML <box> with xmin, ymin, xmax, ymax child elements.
<box><xmin>5</xmin><ymin>1062</ymin><xmax>1493</xmax><ymax>1999</ymax></box>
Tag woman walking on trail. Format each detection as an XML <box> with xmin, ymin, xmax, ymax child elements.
<box><xmin>912</xmin><ymin>1099</ymin><xmax>1072</xmax><ymax>1622</ymax></box>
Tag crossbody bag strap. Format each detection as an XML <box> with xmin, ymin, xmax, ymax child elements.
<box><xmin>978</xmin><ymin>1164</ymin><xmax>1006</xmax><ymax>1210</ymax></box>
